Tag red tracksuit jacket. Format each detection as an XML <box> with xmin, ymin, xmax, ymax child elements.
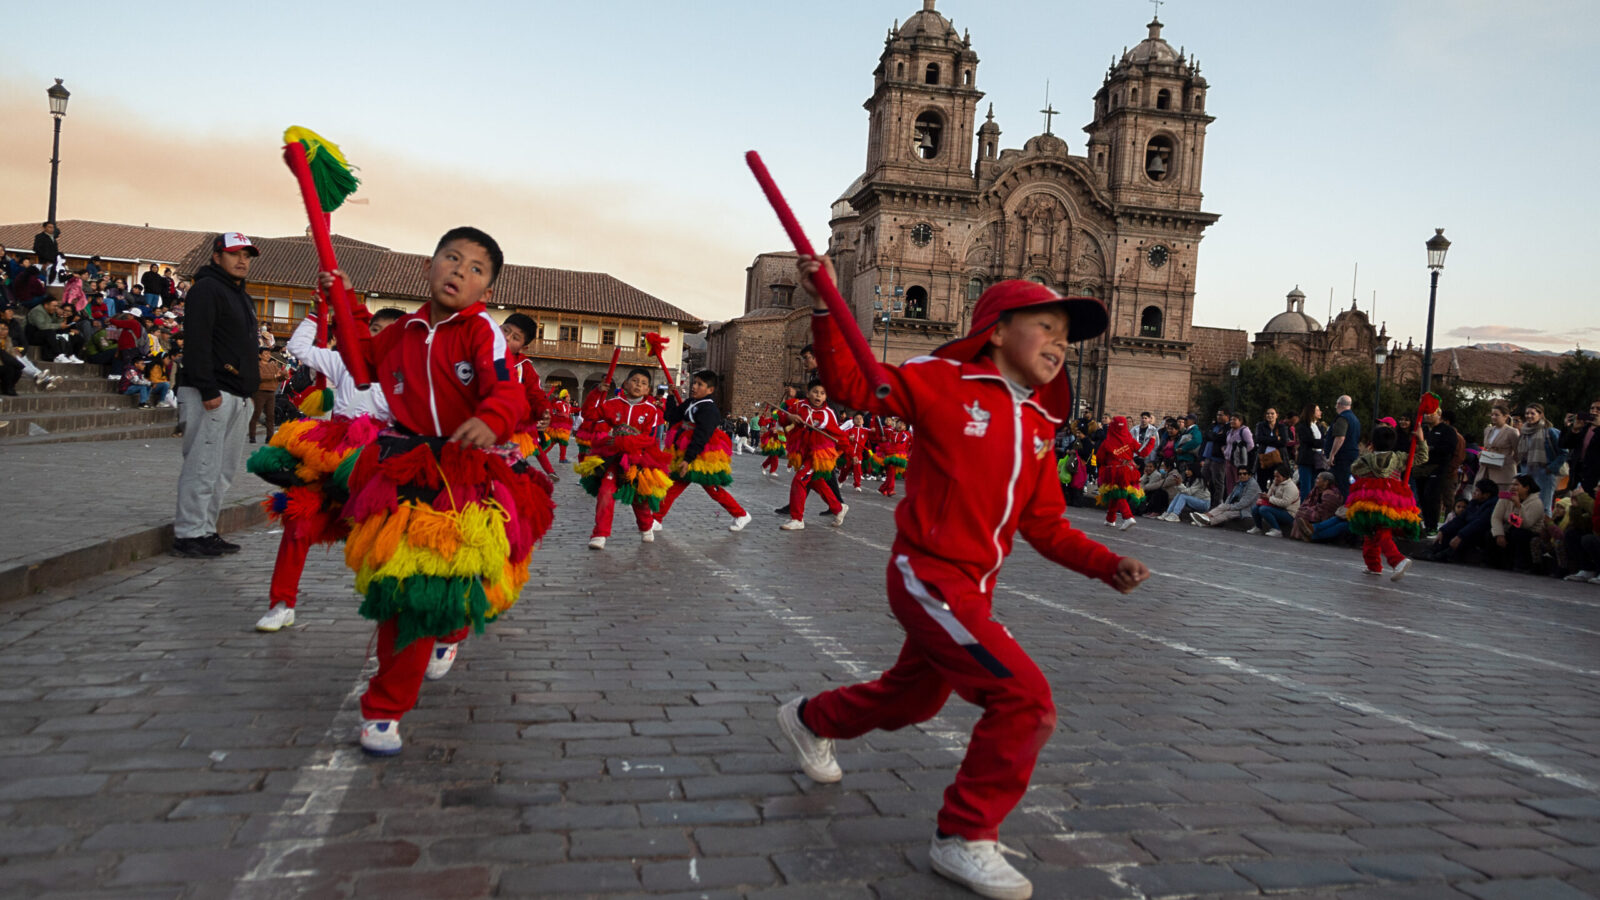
<box><xmin>812</xmin><ymin>309</ymin><xmax>1122</xmax><ymax>592</ymax></box>
<box><xmin>510</xmin><ymin>357</ymin><xmax>552</xmax><ymax>431</ymax></box>
<box><xmin>598</xmin><ymin>395</ymin><xmax>661</xmax><ymax>434</ymax></box>
<box><xmin>366</xmin><ymin>301</ymin><xmax>526</xmax><ymax>441</ymax></box>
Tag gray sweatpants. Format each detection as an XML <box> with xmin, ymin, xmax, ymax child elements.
<box><xmin>174</xmin><ymin>387</ymin><xmax>250</xmax><ymax>540</ymax></box>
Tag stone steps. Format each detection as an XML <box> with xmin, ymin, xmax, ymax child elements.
<box><xmin>0</xmin><ymin>357</ymin><xmax>178</xmax><ymax>445</ymax></box>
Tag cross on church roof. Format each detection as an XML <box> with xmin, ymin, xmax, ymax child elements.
<box><xmin>1040</xmin><ymin>81</ymin><xmax>1058</xmax><ymax>135</ymax></box>
<box><xmin>1150</xmin><ymin>0</ymin><xmax>1164</xmax><ymax>18</ymax></box>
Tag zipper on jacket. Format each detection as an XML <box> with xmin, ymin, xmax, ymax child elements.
<box><xmin>980</xmin><ymin>395</ymin><xmax>1025</xmax><ymax>593</ymax></box>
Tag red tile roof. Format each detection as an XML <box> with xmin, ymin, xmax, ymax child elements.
<box><xmin>1445</xmin><ymin>347</ymin><xmax>1562</xmax><ymax>388</ymax></box>
<box><xmin>0</xmin><ymin>219</ymin><xmax>213</xmax><ymax>264</ymax></box>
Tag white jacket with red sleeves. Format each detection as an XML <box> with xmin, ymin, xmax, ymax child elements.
<box><xmin>812</xmin><ymin>309</ymin><xmax>1122</xmax><ymax>591</ymax></box>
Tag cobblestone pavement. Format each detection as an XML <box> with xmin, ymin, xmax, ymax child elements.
<box><xmin>1</xmin><ymin>454</ymin><xmax>1597</xmax><ymax>899</ymax></box>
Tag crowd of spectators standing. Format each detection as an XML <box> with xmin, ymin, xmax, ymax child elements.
<box><xmin>1055</xmin><ymin>393</ymin><xmax>1600</xmax><ymax>584</ymax></box>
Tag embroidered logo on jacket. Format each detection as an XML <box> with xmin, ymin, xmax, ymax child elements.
<box><xmin>964</xmin><ymin>401</ymin><xmax>991</xmax><ymax>437</ymax></box>
<box><xmin>454</xmin><ymin>361</ymin><xmax>474</xmax><ymax>386</ymax></box>
<box><xmin>390</xmin><ymin>370</ymin><xmax>404</xmax><ymax>395</ymax></box>
<box><xmin>1033</xmin><ymin>435</ymin><xmax>1050</xmax><ymax>459</ymax></box>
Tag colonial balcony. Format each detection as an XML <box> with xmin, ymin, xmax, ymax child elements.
<box><xmin>528</xmin><ymin>339</ymin><xmax>652</xmax><ymax>366</ymax></box>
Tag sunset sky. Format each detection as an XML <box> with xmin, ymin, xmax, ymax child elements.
<box><xmin>1</xmin><ymin>0</ymin><xmax>1593</xmax><ymax>349</ymax></box>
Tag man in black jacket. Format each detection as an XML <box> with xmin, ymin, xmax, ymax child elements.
<box><xmin>172</xmin><ymin>232</ymin><xmax>261</xmax><ymax>558</ymax></box>
<box><xmin>1413</xmin><ymin>406</ymin><xmax>1460</xmax><ymax>535</ymax></box>
<box><xmin>32</xmin><ymin>222</ymin><xmax>60</xmax><ymax>284</ymax></box>
<box><xmin>1564</xmin><ymin>401</ymin><xmax>1600</xmax><ymax>497</ymax></box>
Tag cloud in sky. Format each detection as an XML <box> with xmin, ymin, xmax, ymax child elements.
<box><xmin>0</xmin><ymin>90</ymin><xmax>755</xmax><ymax>322</ymax></box>
<box><xmin>1445</xmin><ymin>324</ymin><xmax>1599</xmax><ymax>349</ymax></box>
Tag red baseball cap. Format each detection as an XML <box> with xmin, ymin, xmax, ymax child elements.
<box><xmin>930</xmin><ymin>280</ymin><xmax>1108</xmax><ymax>420</ymax></box>
<box><xmin>213</xmin><ymin>232</ymin><xmax>260</xmax><ymax>257</ymax></box>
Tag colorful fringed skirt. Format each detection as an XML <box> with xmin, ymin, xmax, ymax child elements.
<box><xmin>543</xmin><ymin>425</ymin><xmax>572</xmax><ymax>448</ymax></box>
<box><xmin>341</xmin><ymin>432</ymin><xmax>554</xmax><ymax>649</ymax></box>
<box><xmin>668</xmin><ymin>425</ymin><xmax>734</xmax><ymax>487</ymax></box>
<box><xmin>1347</xmin><ymin>474</ymin><xmax>1423</xmax><ymax>540</ymax></box>
<box><xmin>573</xmin><ymin>431</ymin><xmax>673</xmax><ymax>510</ymax></box>
<box><xmin>881</xmin><ymin>452</ymin><xmax>908</xmax><ymax>473</ymax></box>
<box><xmin>246</xmin><ymin>414</ymin><xmax>383</xmax><ymax>545</ymax></box>
<box><xmin>1096</xmin><ymin>460</ymin><xmax>1145</xmax><ymax>508</ymax></box>
<box><xmin>760</xmin><ymin>431</ymin><xmax>786</xmax><ymax>458</ymax></box>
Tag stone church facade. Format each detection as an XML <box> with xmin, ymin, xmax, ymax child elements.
<box><xmin>710</xmin><ymin>1</ymin><xmax>1221</xmax><ymax>418</ymax></box>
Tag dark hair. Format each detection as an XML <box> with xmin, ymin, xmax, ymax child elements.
<box><xmin>1475</xmin><ymin>477</ymin><xmax>1498</xmax><ymax>496</ymax></box>
<box><xmin>1275</xmin><ymin>462</ymin><xmax>1294</xmax><ymax>479</ymax></box>
<box><xmin>1141</xmin><ymin>411</ymin><xmax>1152</xmax><ymax>417</ymax></box>
<box><xmin>1371</xmin><ymin>424</ymin><xmax>1397</xmax><ymax>452</ymax></box>
<box><xmin>502</xmin><ymin>313</ymin><xmax>538</xmax><ymax>341</ymax></box>
<box><xmin>799</xmin><ymin>344</ymin><xmax>815</xmax><ymax>356</ymax></box>
<box><xmin>691</xmin><ymin>369</ymin><xmax>719</xmax><ymax>389</ymax></box>
<box><xmin>1514</xmin><ymin>474</ymin><xmax>1538</xmax><ymax>493</ymax></box>
<box><xmin>434</xmin><ymin>226</ymin><xmax>504</xmax><ymax>284</ymax></box>
<box><xmin>806</xmin><ymin>378</ymin><xmax>825</xmax><ymax>392</ymax></box>
<box><xmin>1441</xmin><ymin>409</ymin><xmax>1456</xmax><ymax>424</ymax></box>
<box><xmin>624</xmin><ymin>367</ymin><xmax>652</xmax><ymax>384</ymax></box>
<box><xmin>371</xmin><ymin>307</ymin><xmax>406</xmax><ymax>324</ymax></box>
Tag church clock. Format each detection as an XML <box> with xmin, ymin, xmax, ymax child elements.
<box><xmin>911</xmin><ymin>223</ymin><xmax>933</xmax><ymax>247</ymax></box>
<box><xmin>1146</xmin><ymin>244</ymin><xmax>1169</xmax><ymax>268</ymax></box>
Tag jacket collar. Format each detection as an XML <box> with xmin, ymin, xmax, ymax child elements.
<box><xmin>958</xmin><ymin>356</ymin><xmax>1060</xmax><ymax>424</ymax></box>
<box><xmin>408</xmin><ymin>300</ymin><xmax>487</xmax><ymax>329</ymax></box>
<box><xmin>196</xmin><ymin>262</ymin><xmax>246</xmax><ymax>291</ymax></box>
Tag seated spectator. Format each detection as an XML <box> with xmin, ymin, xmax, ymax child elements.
<box><xmin>1497</xmin><ymin>474</ymin><xmax>1546</xmax><ymax>572</ymax></box>
<box><xmin>1291</xmin><ymin>470</ymin><xmax>1342</xmax><ymax>541</ymax></box>
<box><xmin>1424</xmin><ymin>478</ymin><xmax>1498</xmax><ymax>563</ymax></box>
<box><xmin>1157</xmin><ymin>462</ymin><xmax>1210</xmax><ymax>522</ymax></box>
<box><xmin>1249</xmin><ymin>463</ymin><xmax>1301</xmax><ymax>536</ymax></box>
<box><xmin>26</xmin><ymin>297</ymin><xmax>86</xmax><ymax>362</ymax></box>
<box><xmin>83</xmin><ymin>320</ymin><xmax>120</xmax><ymax>365</ymax></box>
<box><xmin>0</xmin><ymin>302</ymin><xmax>62</xmax><ymax>392</ymax></box>
<box><xmin>1192</xmin><ymin>464</ymin><xmax>1261</xmax><ymax>527</ymax></box>
<box><xmin>1561</xmin><ymin>489</ymin><xmax>1596</xmax><ymax>581</ymax></box>
<box><xmin>1141</xmin><ymin>460</ymin><xmax>1181</xmax><ymax>516</ymax></box>
<box><xmin>120</xmin><ymin>360</ymin><xmax>169</xmax><ymax>408</ymax></box>
<box><xmin>146</xmin><ymin>356</ymin><xmax>174</xmax><ymax>407</ymax></box>
<box><xmin>1443</xmin><ymin>498</ymin><xmax>1468</xmax><ymax>526</ymax></box>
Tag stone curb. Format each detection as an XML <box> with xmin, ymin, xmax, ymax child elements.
<box><xmin>0</xmin><ymin>498</ymin><xmax>268</xmax><ymax>603</ymax></box>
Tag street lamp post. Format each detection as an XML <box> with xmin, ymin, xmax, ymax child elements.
<box><xmin>1227</xmin><ymin>360</ymin><xmax>1240</xmax><ymax>414</ymax></box>
<box><xmin>46</xmin><ymin>78</ymin><xmax>70</xmax><ymax>225</ymax></box>
<box><xmin>872</xmin><ymin>284</ymin><xmax>902</xmax><ymax>362</ymax></box>
<box><xmin>1373</xmin><ymin>345</ymin><xmax>1388</xmax><ymax>424</ymax></box>
<box><xmin>1420</xmin><ymin>228</ymin><xmax>1450</xmax><ymax>394</ymax></box>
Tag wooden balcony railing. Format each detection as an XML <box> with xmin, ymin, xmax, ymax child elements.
<box><xmin>528</xmin><ymin>339</ymin><xmax>651</xmax><ymax>365</ymax></box>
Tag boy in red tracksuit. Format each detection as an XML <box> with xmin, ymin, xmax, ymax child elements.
<box><xmin>500</xmin><ymin>313</ymin><xmax>558</xmax><ymax>478</ymax></box>
<box><xmin>780</xmin><ymin>380</ymin><xmax>848</xmax><ymax>531</ymax></box>
<box><xmin>878</xmin><ymin>422</ymin><xmax>912</xmax><ymax>497</ymax></box>
<box><xmin>844</xmin><ymin>413</ymin><xmax>870</xmax><ymax>491</ymax></box>
<box><xmin>334</xmin><ymin>227</ymin><xmax>543</xmax><ymax>756</ymax></box>
<box><xmin>546</xmin><ymin>385</ymin><xmax>574</xmax><ymax>462</ymax></box>
<box><xmin>778</xmin><ymin>256</ymin><xmax>1150</xmax><ymax>900</ymax></box>
<box><xmin>583</xmin><ymin>368</ymin><xmax>667</xmax><ymax>549</ymax></box>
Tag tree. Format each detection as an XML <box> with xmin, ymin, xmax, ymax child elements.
<box><xmin>1508</xmin><ymin>355</ymin><xmax>1600</xmax><ymax>428</ymax></box>
<box><xmin>1191</xmin><ymin>354</ymin><xmax>1309</xmax><ymax>422</ymax></box>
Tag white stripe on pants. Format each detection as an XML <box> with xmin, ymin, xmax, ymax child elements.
<box><xmin>174</xmin><ymin>386</ymin><xmax>250</xmax><ymax>539</ymax></box>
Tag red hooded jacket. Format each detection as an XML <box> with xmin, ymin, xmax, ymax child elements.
<box><xmin>365</xmin><ymin>300</ymin><xmax>526</xmax><ymax>441</ymax></box>
<box><xmin>812</xmin><ymin>309</ymin><xmax>1121</xmax><ymax>592</ymax></box>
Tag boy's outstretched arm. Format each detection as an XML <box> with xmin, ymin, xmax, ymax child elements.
<box><xmin>799</xmin><ymin>255</ymin><xmax>916</xmax><ymax>422</ymax></box>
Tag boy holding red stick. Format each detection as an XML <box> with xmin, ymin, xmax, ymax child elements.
<box><xmin>779</xmin><ymin>382</ymin><xmax>848</xmax><ymax>531</ymax></box>
<box><xmin>778</xmin><ymin>255</ymin><xmax>1149</xmax><ymax>900</ymax></box>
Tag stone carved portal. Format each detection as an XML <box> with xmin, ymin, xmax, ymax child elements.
<box><xmin>1016</xmin><ymin>194</ymin><xmax>1068</xmax><ymax>273</ymax></box>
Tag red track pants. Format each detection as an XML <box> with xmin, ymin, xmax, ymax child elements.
<box><xmin>533</xmin><ymin>445</ymin><xmax>555</xmax><ymax>475</ymax></box>
<box><xmin>849</xmin><ymin>458</ymin><xmax>863</xmax><ymax>489</ymax></box>
<box><xmin>1362</xmin><ymin>528</ymin><xmax>1406</xmax><ymax>572</ymax></box>
<box><xmin>1104</xmin><ymin>499</ymin><xmax>1133</xmax><ymax>523</ymax></box>
<box><xmin>762</xmin><ymin>455</ymin><xmax>780</xmax><ymax>475</ymax></box>
<box><xmin>656</xmin><ymin>479</ymin><xmax>747</xmax><ymax>522</ymax></box>
<box><xmin>267</xmin><ymin>523</ymin><xmax>312</xmax><ymax>610</ymax></box>
<box><xmin>880</xmin><ymin>468</ymin><xmax>900</xmax><ymax>496</ymax></box>
<box><xmin>592</xmin><ymin>469</ymin><xmax>655</xmax><ymax>538</ymax></box>
<box><xmin>801</xmin><ymin>553</ymin><xmax>1055</xmax><ymax>841</ymax></box>
<box><xmin>360</xmin><ymin>619</ymin><xmax>468</xmax><ymax>720</ymax></box>
<box><xmin>789</xmin><ymin>466</ymin><xmax>842</xmax><ymax>522</ymax></box>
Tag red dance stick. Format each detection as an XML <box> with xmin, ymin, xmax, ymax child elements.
<box><xmin>745</xmin><ymin>151</ymin><xmax>890</xmax><ymax>399</ymax></box>
<box><xmin>643</xmin><ymin>333</ymin><xmax>681</xmax><ymax>403</ymax></box>
<box><xmin>602</xmin><ymin>346</ymin><xmax>622</xmax><ymax>387</ymax></box>
<box><xmin>282</xmin><ymin>141</ymin><xmax>373</xmax><ymax>388</ymax></box>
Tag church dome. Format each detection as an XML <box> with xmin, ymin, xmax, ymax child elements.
<box><xmin>1262</xmin><ymin>285</ymin><xmax>1321</xmax><ymax>333</ymax></box>
<box><xmin>897</xmin><ymin>0</ymin><xmax>959</xmax><ymax>41</ymax></box>
<box><xmin>1122</xmin><ymin>18</ymin><xmax>1181</xmax><ymax>65</ymax></box>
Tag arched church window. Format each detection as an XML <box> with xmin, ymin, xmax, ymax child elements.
<box><xmin>925</xmin><ymin>63</ymin><xmax>940</xmax><ymax>85</ymax></box>
<box><xmin>1194</xmin><ymin>92</ymin><xmax>1204</xmax><ymax>111</ymax></box>
<box><xmin>904</xmin><ymin>286</ymin><xmax>929</xmax><ymax>319</ymax></box>
<box><xmin>913</xmin><ymin>112</ymin><xmax>943</xmax><ymax>160</ymax></box>
<box><xmin>1156</xmin><ymin>89</ymin><xmax>1171</xmax><ymax>110</ymax></box>
<box><xmin>967</xmin><ymin>277</ymin><xmax>985</xmax><ymax>301</ymax></box>
<box><xmin>1144</xmin><ymin>135</ymin><xmax>1175</xmax><ymax>182</ymax></box>
<box><xmin>963</xmin><ymin>69</ymin><xmax>972</xmax><ymax>86</ymax></box>
<box><xmin>1140</xmin><ymin>306</ymin><xmax>1163</xmax><ymax>338</ymax></box>
<box><xmin>896</xmin><ymin>61</ymin><xmax>905</xmax><ymax>79</ymax></box>
<box><xmin>1130</xmin><ymin>87</ymin><xmax>1139</xmax><ymax>105</ymax></box>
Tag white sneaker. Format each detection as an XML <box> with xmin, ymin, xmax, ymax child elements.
<box><xmin>1246</xmin><ymin>526</ymin><xmax>1262</xmax><ymax>535</ymax></box>
<box><xmin>729</xmin><ymin>513</ymin><xmax>752</xmax><ymax>532</ymax></box>
<box><xmin>1104</xmin><ymin>518</ymin><xmax>1117</xmax><ymax>527</ymax></box>
<box><xmin>832</xmin><ymin>503</ymin><xmax>849</xmax><ymax>527</ymax></box>
<box><xmin>651</xmin><ymin>520</ymin><xmax>663</xmax><ymax>534</ymax></box>
<box><xmin>425</xmin><ymin>643</ymin><xmax>458</xmax><ymax>680</ymax></box>
<box><xmin>32</xmin><ymin>368</ymin><xmax>50</xmax><ymax>386</ymax></box>
<box><xmin>780</xmin><ymin>519</ymin><xmax>805</xmax><ymax>531</ymax></box>
<box><xmin>777</xmin><ymin>697</ymin><xmax>840</xmax><ymax>783</ymax></box>
<box><xmin>1264</xmin><ymin>529</ymin><xmax>1283</xmax><ymax>538</ymax></box>
<box><xmin>254</xmin><ymin>606</ymin><xmax>295</xmax><ymax>632</ymax></box>
<box><xmin>640</xmin><ymin>528</ymin><xmax>655</xmax><ymax>543</ymax></box>
<box><xmin>587</xmin><ymin>536</ymin><xmax>606</xmax><ymax>550</ymax></box>
<box><xmin>1192</xmin><ymin>512</ymin><xmax>1211</xmax><ymax>526</ymax></box>
<box><xmin>854</xmin><ymin>486</ymin><xmax>862</xmax><ymax>492</ymax></box>
<box><xmin>1157</xmin><ymin>513</ymin><xmax>1176</xmax><ymax>522</ymax></box>
<box><xmin>359</xmin><ymin>719</ymin><xmax>403</xmax><ymax>756</ymax></box>
<box><xmin>1363</xmin><ymin>568</ymin><xmax>1383</xmax><ymax>576</ymax></box>
<box><xmin>1116</xmin><ymin>516</ymin><xmax>1135</xmax><ymax>531</ymax></box>
<box><xmin>1589</xmin><ymin>576</ymin><xmax>1600</xmax><ymax>585</ymax></box>
<box><xmin>929</xmin><ymin>834</ymin><xmax>1033</xmax><ymax>900</ymax></box>
<box><xmin>1390</xmin><ymin>558</ymin><xmax>1412</xmax><ymax>582</ymax></box>
<box><xmin>1564</xmin><ymin>570</ymin><xmax>1597</xmax><ymax>582</ymax></box>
